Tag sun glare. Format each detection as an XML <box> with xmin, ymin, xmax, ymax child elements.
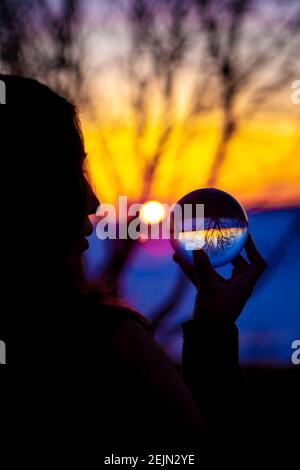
<box><xmin>140</xmin><ymin>201</ymin><xmax>166</xmax><ymax>225</ymax></box>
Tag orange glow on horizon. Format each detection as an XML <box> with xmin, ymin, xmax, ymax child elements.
<box><xmin>82</xmin><ymin>110</ymin><xmax>300</xmax><ymax>210</ymax></box>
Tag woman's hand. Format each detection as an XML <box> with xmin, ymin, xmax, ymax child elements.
<box><xmin>173</xmin><ymin>235</ymin><xmax>267</xmax><ymax>323</ymax></box>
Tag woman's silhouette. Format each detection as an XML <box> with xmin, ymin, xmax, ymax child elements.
<box><xmin>0</xmin><ymin>75</ymin><xmax>267</xmax><ymax>455</ymax></box>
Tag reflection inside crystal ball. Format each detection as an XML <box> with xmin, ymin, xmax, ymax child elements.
<box><xmin>170</xmin><ymin>188</ymin><xmax>249</xmax><ymax>268</ymax></box>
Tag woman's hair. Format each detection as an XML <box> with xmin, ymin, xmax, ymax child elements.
<box><xmin>1</xmin><ymin>75</ymin><xmax>89</xmax><ymax>293</ymax></box>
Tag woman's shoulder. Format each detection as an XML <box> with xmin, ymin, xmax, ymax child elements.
<box><xmin>77</xmin><ymin>290</ymin><xmax>151</xmax><ymax>337</ymax></box>
<box><xmin>84</xmin><ymin>294</ymin><xmax>154</xmax><ymax>373</ymax></box>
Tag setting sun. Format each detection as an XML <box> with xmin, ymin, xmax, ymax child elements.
<box><xmin>140</xmin><ymin>201</ymin><xmax>166</xmax><ymax>225</ymax></box>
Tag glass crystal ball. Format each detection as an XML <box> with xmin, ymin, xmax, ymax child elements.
<box><xmin>170</xmin><ymin>188</ymin><xmax>249</xmax><ymax>268</ymax></box>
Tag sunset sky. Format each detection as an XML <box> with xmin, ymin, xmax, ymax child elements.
<box><xmin>83</xmin><ymin>104</ymin><xmax>300</xmax><ymax>209</ymax></box>
<box><xmin>79</xmin><ymin>0</ymin><xmax>300</xmax><ymax>210</ymax></box>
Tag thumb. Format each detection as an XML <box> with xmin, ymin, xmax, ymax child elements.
<box><xmin>173</xmin><ymin>254</ymin><xmax>197</xmax><ymax>286</ymax></box>
<box><xmin>193</xmin><ymin>249</ymin><xmax>215</xmax><ymax>292</ymax></box>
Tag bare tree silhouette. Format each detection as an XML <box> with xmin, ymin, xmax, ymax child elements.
<box><xmin>194</xmin><ymin>0</ymin><xmax>300</xmax><ymax>186</ymax></box>
<box><xmin>97</xmin><ymin>0</ymin><xmax>193</xmax><ymax>296</ymax></box>
<box><xmin>0</xmin><ymin>0</ymin><xmax>88</xmax><ymax>104</ymax></box>
<box><xmin>104</xmin><ymin>0</ymin><xmax>300</xmax><ymax>321</ymax></box>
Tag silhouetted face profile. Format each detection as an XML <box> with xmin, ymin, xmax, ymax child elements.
<box><xmin>1</xmin><ymin>75</ymin><xmax>99</xmax><ymax>295</ymax></box>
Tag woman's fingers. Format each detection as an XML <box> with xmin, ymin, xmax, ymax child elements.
<box><xmin>174</xmin><ymin>250</ymin><xmax>224</xmax><ymax>289</ymax></box>
<box><xmin>231</xmin><ymin>254</ymin><xmax>248</xmax><ymax>277</ymax></box>
<box><xmin>245</xmin><ymin>234</ymin><xmax>267</xmax><ymax>281</ymax></box>
<box><xmin>229</xmin><ymin>236</ymin><xmax>267</xmax><ymax>298</ymax></box>
<box><xmin>173</xmin><ymin>254</ymin><xmax>197</xmax><ymax>286</ymax></box>
<box><xmin>193</xmin><ymin>249</ymin><xmax>215</xmax><ymax>291</ymax></box>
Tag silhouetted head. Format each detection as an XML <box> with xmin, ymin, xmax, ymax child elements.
<box><xmin>0</xmin><ymin>75</ymin><xmax>99</xmax><ymax>296</ymax></box>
